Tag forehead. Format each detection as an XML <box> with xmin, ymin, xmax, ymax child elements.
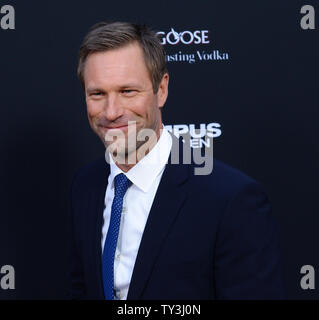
<box><xmin>83</xmin><ymin>42</ymin><xmax>151</xmax><ymax>88</ymax></box>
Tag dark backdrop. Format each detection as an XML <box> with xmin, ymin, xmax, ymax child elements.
<box><xmin>0</xmin><ymin>0</ymin><xmax>318</xmax><ymax>299</ymax></box>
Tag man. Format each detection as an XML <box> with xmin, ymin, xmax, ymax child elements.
<box><xmin>69</xmin><ymin>21</ymin><xmax>285</xmax><ymax>299</ymax></box>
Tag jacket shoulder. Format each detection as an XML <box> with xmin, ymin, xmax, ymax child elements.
<box><xmin>72</xmin><ymin>156</ymin><xmax>109</xmax><ymax>191</ymax></box>
<box><xmin>189</xmin><ymin>158</ymin><xmax>266</xmax><ymax>202</ymax></box>
<box><xmin>212</xmin><ymin>158</ymin><xmax>257</xmax><ymax>185</ymax></box>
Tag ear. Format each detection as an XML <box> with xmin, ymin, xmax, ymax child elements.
<box><xmin>157</xmin><ymin>73</ymin><xmax>169</xmax><ymax>108</ymax></box>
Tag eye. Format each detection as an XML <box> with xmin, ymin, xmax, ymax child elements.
<box><xmin>121</xmin><ymin>89</ymin><xmax>137</xmax><ymax>96</ymax></box>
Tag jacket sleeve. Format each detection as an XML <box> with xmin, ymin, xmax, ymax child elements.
<box><xmin>67</xmin><ymin>173</ymin><xmax>87</xmax><ymax>300</ymax></box>
<box><xmin>214</xmin><ymin>182</ymin><xmax>285</xmax><ymax>299</ymax></box>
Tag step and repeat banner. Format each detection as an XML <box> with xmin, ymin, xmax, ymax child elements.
<box><xmin>0</xmin><ymin>0</ymin><xmax>318</xmax><ymax>299</ymax></box>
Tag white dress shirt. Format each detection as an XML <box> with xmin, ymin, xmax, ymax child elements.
<box><xmin>101</xmin><ymin>126</ymin><xmax>172</xmax><ymax>300</ymax></box>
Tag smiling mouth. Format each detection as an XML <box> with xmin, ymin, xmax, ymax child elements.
<box><xmin>104</xmin><ymin>125</ymin><xmax>128</xmax><ymax>130</ymax></box>
<box><xmin>98</xmin><ymin>121</ymin><xmax>141</xmax><ymax>136</ymax></box>
<box><xmin>98</xmin><ymin>124</ymin><xmax>128</xmax><ymax>130</ymax></box>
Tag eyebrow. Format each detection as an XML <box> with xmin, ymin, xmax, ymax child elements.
<box><xmin>119</xmin><ymin>84</ymin><xmax>143</xmax><ymax>90</ymax></box>
<box><xmin>86</xmin><ymin>87</ymin><xmax>106</xmax><ymax>94</ymax></box>
<box><xmin>86</xmin><ymin>84</ymin><xmax>144</xmax><ymax>94</ymax></box>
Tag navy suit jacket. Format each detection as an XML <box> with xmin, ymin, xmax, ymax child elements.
<box><xmin>68</xmin><ymin>136</ymin><xmax>285</xmax><ymax>300</ymax></box>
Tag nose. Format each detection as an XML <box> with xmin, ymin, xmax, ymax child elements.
<box><xmin>103</xmin><ymin>93</ymin><xmax>124</xmax><ymax>122</ymax></box>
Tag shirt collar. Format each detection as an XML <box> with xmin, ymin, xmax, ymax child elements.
<box><xmin>106</xmin><ymin>125</ymin><xmax>172</xmax><ymax>193</ymax></box>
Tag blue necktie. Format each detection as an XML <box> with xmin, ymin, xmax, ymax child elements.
<box><xmin>102</xmin><ymin>173</ymin><xmax>132</xmax><ymax>300</ymax></box>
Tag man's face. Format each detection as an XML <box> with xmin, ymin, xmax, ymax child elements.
<box><xmin>83</xmin><ymin>42</ymin><xmax>169</xmax><ymax>160</ymax></box>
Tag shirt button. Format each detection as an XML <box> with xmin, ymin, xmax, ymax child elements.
<box><xmin>122</xmin><ymin>206</ymin><xmax>126</xmax><ymax>213</ymax></box>
<box><xmin>116</xmin><ymin>253</ymin><xmax>121</xmax><ymax>259</ymax></box>
<box><xmin>117</xmin><ymin>292</ymin><xmax>122</xmax><ymax>299</ymax></box>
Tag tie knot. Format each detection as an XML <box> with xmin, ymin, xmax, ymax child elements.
<box><xmin>114</xmin><ymin>173</ymin><xmax>132</xmax><ymax>197</ymax></box>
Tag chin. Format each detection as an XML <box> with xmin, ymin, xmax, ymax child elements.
<box><xmin>105</xmin><ymin>140</ymin><xmax>126</xmax><ymax>156</ymax></box>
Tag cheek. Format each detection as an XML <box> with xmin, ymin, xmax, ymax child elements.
<box><xmin>86</xmin><ymin>100</ymin><xmax>103</xmax><ymax>118</ymax></box>
<box><xmin>129</xmin><ymin>95</ymin><xmax>157</xmax><ymax>119</ymax></box>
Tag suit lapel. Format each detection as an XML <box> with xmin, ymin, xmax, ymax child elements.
<box><xmin>127</xmin><ymin>136</ymin><xmax>190</xmax><ymax>299</ymax></box>
<box><xmin>89</xmin><ymin>159</ymin><xmax>110</xmax><ymax>299</ymax></box>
